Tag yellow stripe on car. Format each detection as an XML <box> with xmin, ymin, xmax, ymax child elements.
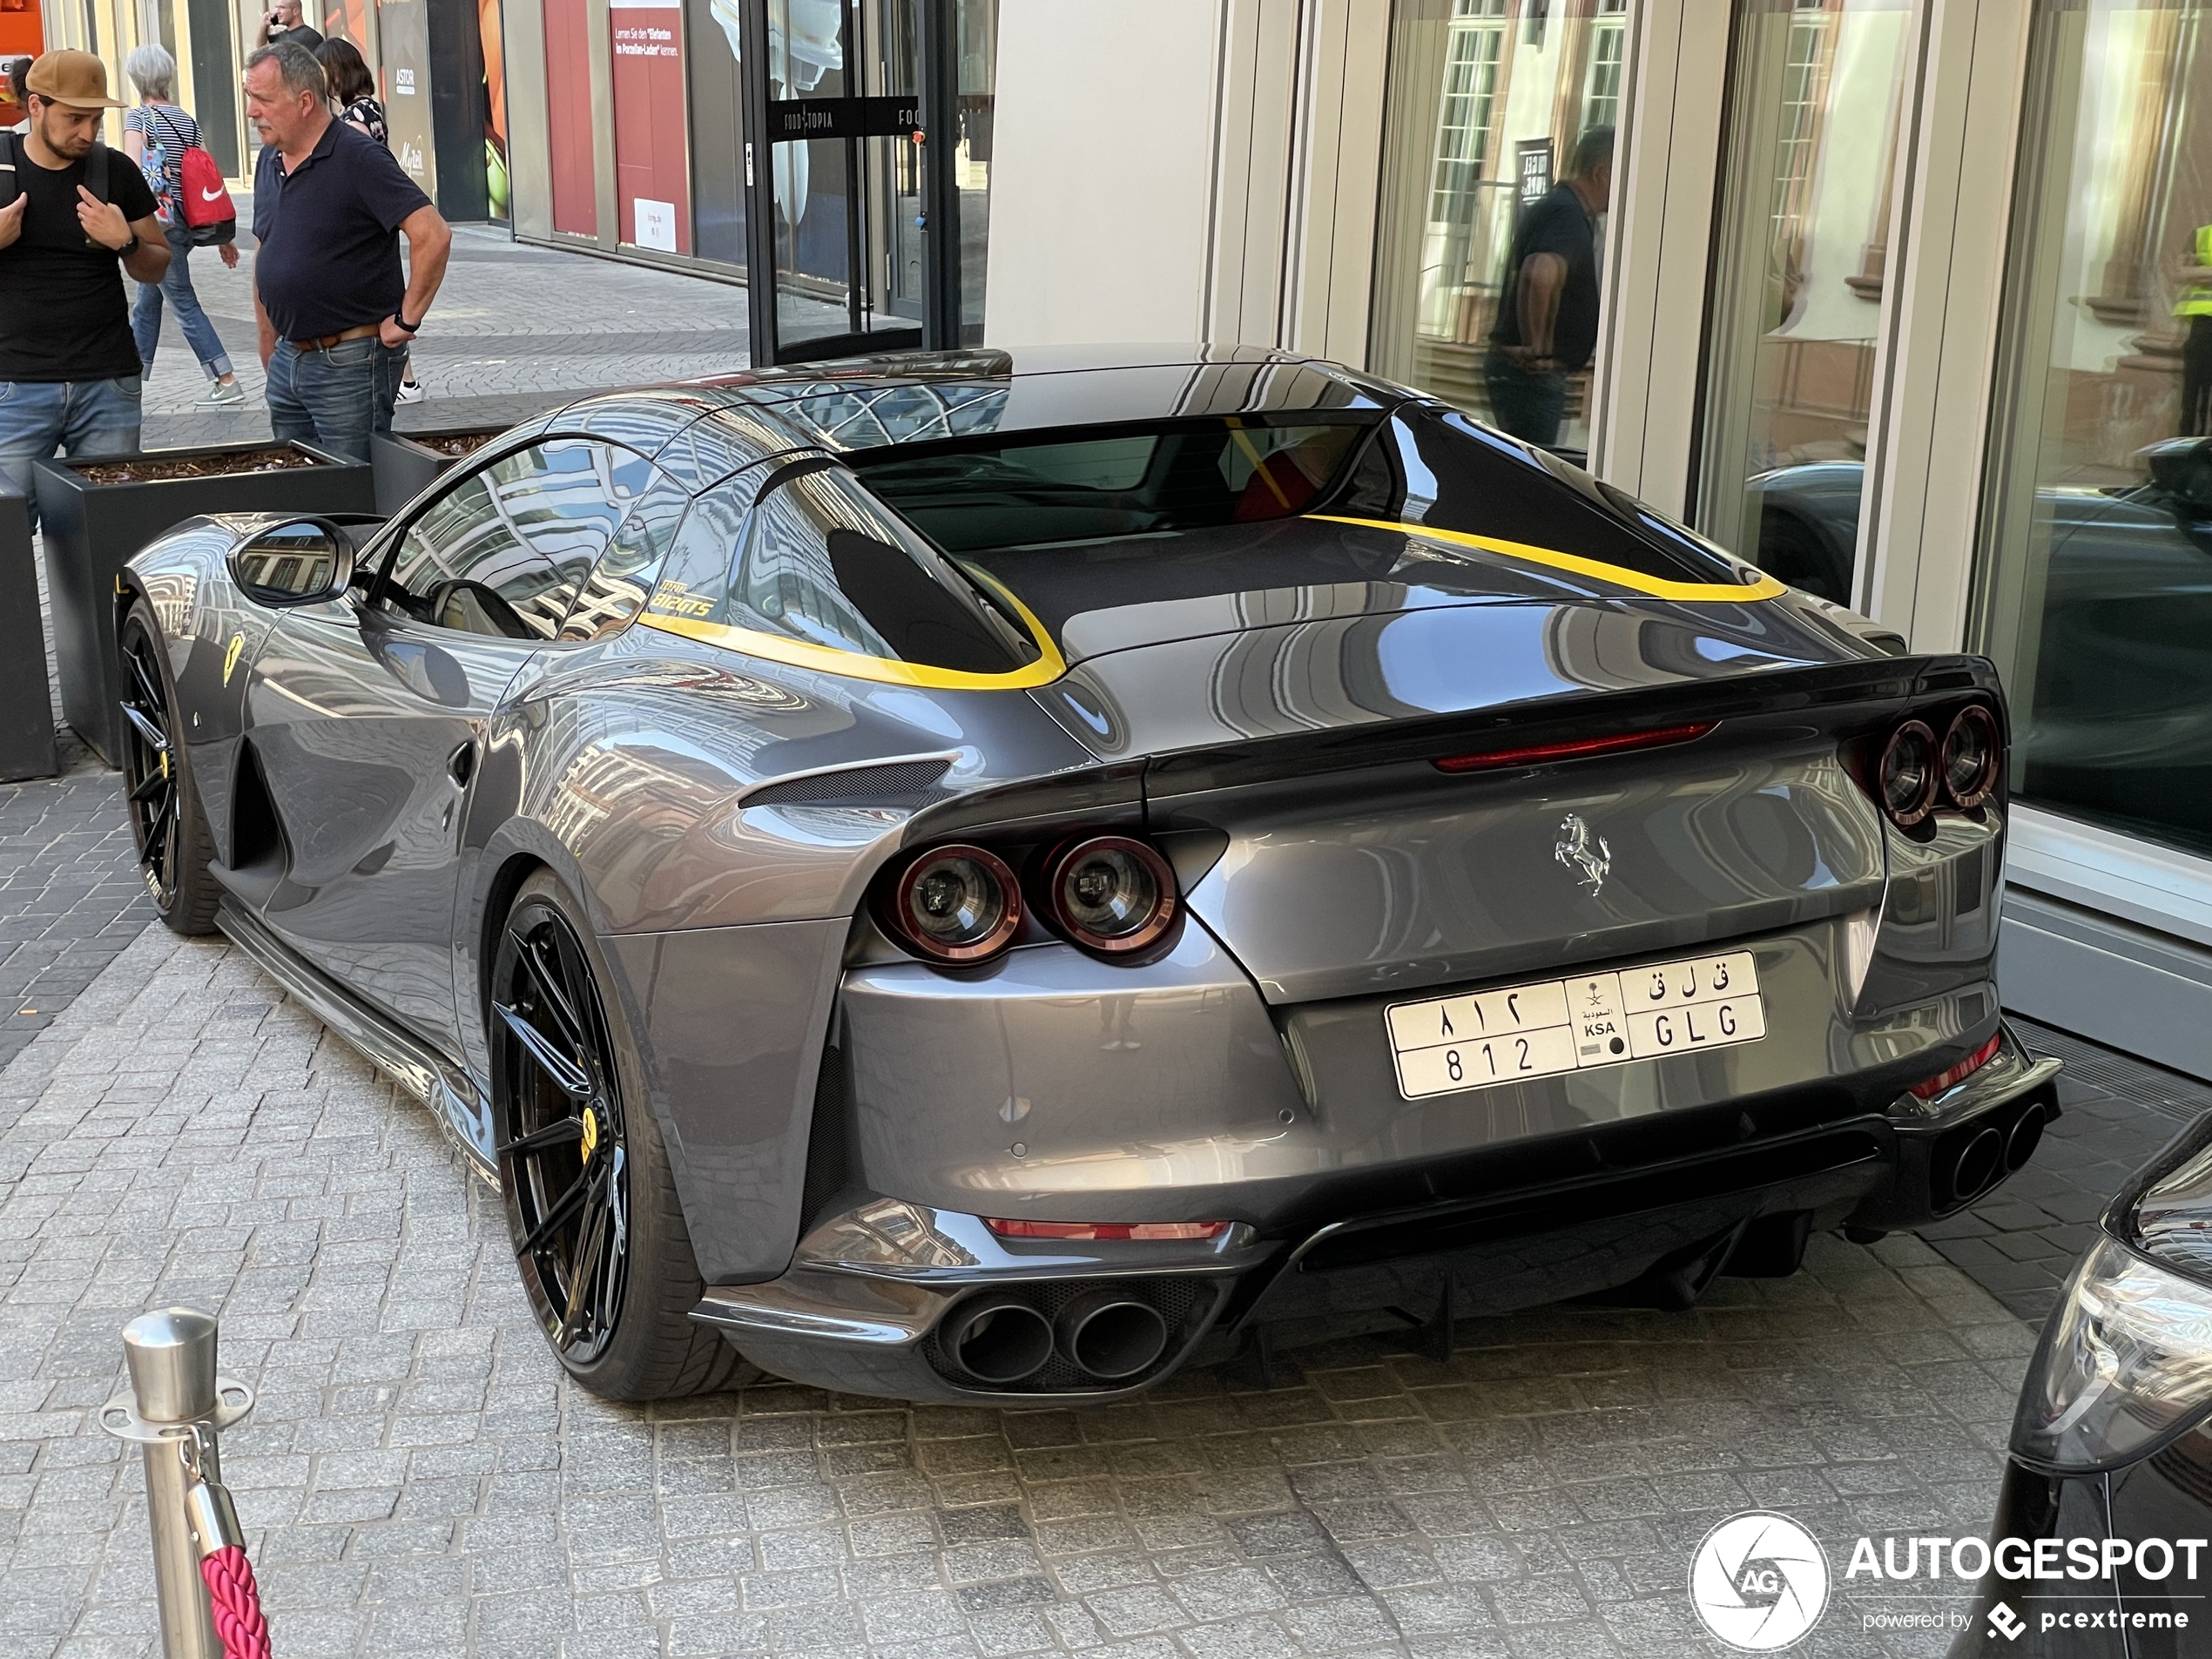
<box><xmin>637</xmin><ymin>569</ymin><xmax>1069</xmax><ymax>692</ymax></box>
<box><xmin>1311</xmin><ymin>515</ymin><xmax>1788</xmax><ymax>603</ymax></box>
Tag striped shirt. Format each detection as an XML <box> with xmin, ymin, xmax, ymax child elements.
<box><xmin>125</xmin><ymin>102</ymin><xmax>199</xmax><ymax>201</ymax></box>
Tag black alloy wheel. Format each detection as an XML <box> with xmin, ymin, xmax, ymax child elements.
<box><xmin>489</xmin><ymin>873</ymin><xmax>753</xmax><ymax>1399</ymax></box>
<box><xmin>118</xmin><ymin>598</ymin><xmax>219</xmax><ymax>934</ymax></box>
<box><xmin>496</xmin><ymin>894</ymin><xmax>633</xmax><ymax>1366</ymax></box>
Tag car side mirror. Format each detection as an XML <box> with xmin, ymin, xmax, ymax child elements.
<box><xmin>2141</xmin><ymin>436</ymin><xmax>2212</xmax><ymax>513</ymax></box>
<box><xmin>228</xmin><ymin>518</ymin><xmax>354</xmax><ymax>607</ymax></box>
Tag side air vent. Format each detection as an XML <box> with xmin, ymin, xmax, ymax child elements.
<box><xmin>742</xmin><ymin>758</ymin><xmax>954</xmax><ymax>810</ymax></box>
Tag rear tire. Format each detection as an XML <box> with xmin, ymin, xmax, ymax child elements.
<box><xmin>491</xmin><ymin>870</ymin><xmax>758</xmax><ymax>1400</ymax></box>
<box><xmin>119</xmin><ymin>597</ymin><xmax>221</xmax><ymax>935</ymax></box>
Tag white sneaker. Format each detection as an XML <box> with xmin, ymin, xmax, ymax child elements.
<box><xmin>395</xmin><ymin>379</ymin><xmax>425</xmax><ymax>404</ymax></box>
<box><xmin>199</xmin><ymin>380</ymin><xmax>247</xmax><ymax>407</ymax></box>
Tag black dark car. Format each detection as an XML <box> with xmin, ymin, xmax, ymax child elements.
<box><xmin>1952</xmin><ymin>1111</ymin><xmax>2212</xmax><ymax>1655</ymax></box>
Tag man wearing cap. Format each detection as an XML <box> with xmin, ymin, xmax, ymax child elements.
<box><xmin>0</xmin><ymin>51</ymin><xmax>170</xmax><ymax>509</ymax></box>
<box><xmin>244</xmin><ymin>37</ymin><xmax>448</xmax><ymax>464</ymax></box>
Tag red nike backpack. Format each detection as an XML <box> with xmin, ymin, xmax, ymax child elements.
<box><xmin>178</xmin><ymin>145</ymin><xmax>236</xmax><ymax>246</ymax></box>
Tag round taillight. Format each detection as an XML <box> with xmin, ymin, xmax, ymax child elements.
<box><xmin>1042</xmin><ymin>835</ymin><xmax>1177</xmax><ymax>954</ymax></box>
<box><xmin>1878</xmin><ymin>719</ymin><xmax>1939</xmax><ymax>826</ymax></box>
<box><xmin>886</xmin><ymin>844</ymin><xmax>1022</xmax><ymax>962</ymax></box>
<box><xmin>1941</xmin><ymin>705</ymin><xmax>2000</xmax><ymax>810</ymax></box>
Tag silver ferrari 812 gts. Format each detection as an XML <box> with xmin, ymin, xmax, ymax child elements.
<box><xmin>114</xmin><ymin>346</ymin><xmax>2060</xmax><ymax>1402</ymax></box>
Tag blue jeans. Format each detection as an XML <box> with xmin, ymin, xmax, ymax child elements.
<box><xmin>131</xmin><ymin>224</ymin><xmax>235</xmax><ymax>380</ymax></box>
<box><xmin>0</xmin><ymin>376</ymin><xmax>144</xmax><ymax>529</ymax></box>
<box><xmin>1483</xmin><ymin>350</ymin><xmax>1570</xmax><ymax>448</ymax></box>
<box><xmin>265</xmin><ymin>335</ymin><xmax>405</xmax><ymax>465</ymax></box>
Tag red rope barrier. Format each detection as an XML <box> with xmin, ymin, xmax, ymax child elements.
<box><xmin>199</xmin><ymin>1544</ymin><xmax>271</xmax><ymax>1659</ymax></box>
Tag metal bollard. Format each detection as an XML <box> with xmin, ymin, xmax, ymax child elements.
<box><xmin>98</xmin><ymin>1309</ymin><xmax>257</xmax><ymax>1659</ymax></box>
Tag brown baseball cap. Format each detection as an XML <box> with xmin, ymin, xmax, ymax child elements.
<box><xmin>24</xmin><ymin>50</ymin><xmax>125</xmax><ymax>111</ymax></box>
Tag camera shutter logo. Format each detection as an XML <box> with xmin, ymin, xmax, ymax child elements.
<box><xmin>1688</xmin><ymin>1511</ymin><xmax>1830</xmax><ymax>1650</ymax></box>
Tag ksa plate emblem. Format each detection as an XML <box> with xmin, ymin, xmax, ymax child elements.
<box><xmin>1554</xmin><ymin>813</ymin><xmax>1610</xmax><ymax>895</ymax></box>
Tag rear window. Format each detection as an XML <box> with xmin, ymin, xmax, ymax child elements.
<box><xmin>646</xmin><ymin>460</ymin><xmax>1039</xmax><ymax>675</ymax></box>
<box><xmin>1336</xmin><ymin>407</ymin><xmax>1750</xmax><ymax>588</ymax></box>
<box><xmin>849</xmin><ymin>418</ymin><xmax>1374</xmax><ymax>553</ymax></box>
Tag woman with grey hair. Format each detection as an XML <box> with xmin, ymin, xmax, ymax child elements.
<box><xmin>121</xmin><ymin>44</ymin><xmax>246</xmax><ymax>405</ymax></box>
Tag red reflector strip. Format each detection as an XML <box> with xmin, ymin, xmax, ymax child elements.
<box><xmin>985</xmin><ymin>1219</ymin><xmax>1230</xmax><ymax>1242</ymax></box>
<box><xmin>1433</xmin><ymin>722</ymin><xmax>1717</xmax><ymax>774</ymax></box>
<box><xmin>1910</xmin><ymin>1033</ymin><xmax>2003</xmax><ymax>1100</ymax></box>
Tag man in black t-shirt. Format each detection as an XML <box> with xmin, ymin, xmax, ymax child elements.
<box><xmin>0</xmin><ymin>51</ymin><xmax>171</xmax><ymax>515</ymax></box>
<box><xmin>1485</xmin><ymin>126</ymin><xmax>1613</xmax><ymax>448</ymax></box>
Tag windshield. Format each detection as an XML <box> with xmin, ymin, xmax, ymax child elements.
<box><xmin>849</xmin><ymin>418</ymin><xmax>1376</xmax><ymax>553</ymax></box>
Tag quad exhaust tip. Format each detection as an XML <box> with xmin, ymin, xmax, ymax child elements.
<box><xmin>939</xmin><ymin>1294</ymin><xmax>1054</xmax><ymax>1385</ymax></box>
<box><xmin>1933</xmin><ymin>1103</ymin><xmax>2052</xmax><ymax>1211</ymax></box>
<box><xmin>939</xmin><ymin>1283</ymin><xmax>1176</xmax><ymax>1387</ymax></box>
<box><xmin>1055</xmin><ymin>1287</ymin><xmax>1170</xmax><ymax>1381</ymax></box>
<box><xmin>1951</xmin><ymin>1126</ymin><xmax>2006</xmax><ymax>1205</ymax></box>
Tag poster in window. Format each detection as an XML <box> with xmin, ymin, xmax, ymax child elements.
<box><xmin>611</xmin><ymin>0</ymin><xmax>690</xmax><ymax>253</ymax></box>
<box><xmin>376</xmin><ymin>0</ymin><xmax>437</xmax><ymax>200</ymax></box>
<box><xmin>480</xmin><ymin>0</ymin><xmax>508</xmax><ymax>218</ymax></box>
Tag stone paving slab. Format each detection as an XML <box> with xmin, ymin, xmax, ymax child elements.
<box><xmin>0</xmin><ymin>926</ymin><xmax>2048</xmax><ymax>1659</ymax></box>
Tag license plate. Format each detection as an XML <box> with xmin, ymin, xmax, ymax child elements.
<box><xmin>1386</xmin><ymin>951</ymin><xmax>1765</xmax><ymax>1100</ymax></box>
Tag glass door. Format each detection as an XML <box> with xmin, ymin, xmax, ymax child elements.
<box><xmin>1695</xmin><ymin>0</ymin><xmax>1913</xmax><ymax>604</ymax></box>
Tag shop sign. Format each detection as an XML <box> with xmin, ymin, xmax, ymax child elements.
<box><xmin>765</xmin><ymin>95</ymin><xmax>921</xmax><ymax>143</ymax></box>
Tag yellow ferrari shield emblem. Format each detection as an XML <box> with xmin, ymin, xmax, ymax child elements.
<box><xmin>581</xmin><ymin>1109</ymin><xmax>599</xmax><ymax>1161</ymax></box>
<box><xmin>221</xmin><ymin>633</ymin><xmax>245</xmax><ymax>686</ymax></box>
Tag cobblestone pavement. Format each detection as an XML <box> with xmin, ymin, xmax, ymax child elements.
<box><xmin>3</xmin><ymin>928</ymin><xmax>2033</xmax><ymax>1659</ymax></box>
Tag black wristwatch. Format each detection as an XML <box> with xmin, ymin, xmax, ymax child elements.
<box><xmin>392</xmin><ymin>313</ymin><xmax>421</xmax><ymax>334</ymax></box>
<box><xmin>116</xmin><ymin>233</ymin><xmax>140</xmax><ymax>260</ymax></box>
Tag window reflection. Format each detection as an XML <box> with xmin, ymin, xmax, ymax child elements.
<box><xmin>1697</xmin><ymin>0</ymin><xmax>1912</xmax><ymax>603</ymax></box>
<box><xmin>1977</xmin><ymin>0</ymin><xmax>2212</xmax><ymax>859</ymax></box>
<box><xmin>1371</xmin><ymin>0</ymin><xmax>1627</xmax><ymax>454</ymax></box>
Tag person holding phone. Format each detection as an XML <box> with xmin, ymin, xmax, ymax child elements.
<box><xmin>254</xmin><ymin>0</ymin><xmax>323</xmax><ymax>53</ymax></box>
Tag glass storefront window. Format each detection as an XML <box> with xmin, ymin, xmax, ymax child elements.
<box><xmin>955</xmin><ymin>0</ymin><xmax>995</xmax><ymax>339</ymax></box>
<box><xmin>1696</xmin><ymin>0</ymin><xmax>1912</xmax><ymax>604</ymax></box>
<box><xmin>1978</xmin><ymin>0</ymin><xmax>2212</xmax><ymax>860</ymax></box>
<box><xmin>1371</xmin><ymin>0</ymin><xmax>1628</xmax><ymax>456</ymax></box>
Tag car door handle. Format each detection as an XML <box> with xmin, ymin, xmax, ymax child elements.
<box><xmin>448</xmin><ymin>743</ymin><xmax>476</xmax><ymax>788</ymax></box>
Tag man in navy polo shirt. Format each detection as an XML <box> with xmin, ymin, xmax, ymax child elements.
<box><xmin>245</xmin><ymin>38</ymin><xmax>448</xmax><ymax>462</ymax></box>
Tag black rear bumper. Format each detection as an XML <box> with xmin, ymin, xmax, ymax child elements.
<box><xmin>695</xmin><ymin>1027</ymin><xmax>2060</xmax><ymax>1402</ymax></box>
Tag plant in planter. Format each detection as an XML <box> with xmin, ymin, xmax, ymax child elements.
<box><xmin>34</xmin><ymin>441</ymin><xmax>374</xmax><ymax>766</ymax></box>
<box><xmin>370</xmin><ymin>425</ymin><xmax>504</xmax><ymax>516</ymax></box>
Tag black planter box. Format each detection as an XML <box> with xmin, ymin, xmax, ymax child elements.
<box><xmin>34</xmin><ymin>441</ymin><xmax>372</xmax><ymax>767</ymax></box>
<box><xmin>0</xmin><ymin>485</ymin><xmax>57</xmax><ymax>783</ymax></box>
<box><xmin>372</xmin><ymin>425</ymin><xmax>503</xmax><ymax>516</ymax></box>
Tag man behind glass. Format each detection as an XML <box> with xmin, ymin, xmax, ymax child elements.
<box><xmin>0</xmin><ymin>51</ymin><xmax>172</xmax><ymax>516</ymax></box>
<box><xmin>1485</xmin><ymin>126</ymin><xmax>1614</xmax><ymax>450</ymax></box>
<box><xmin>245</xmin><ymin>39</ymin><xmax>449</xmax><ymax>463</ymax></box>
